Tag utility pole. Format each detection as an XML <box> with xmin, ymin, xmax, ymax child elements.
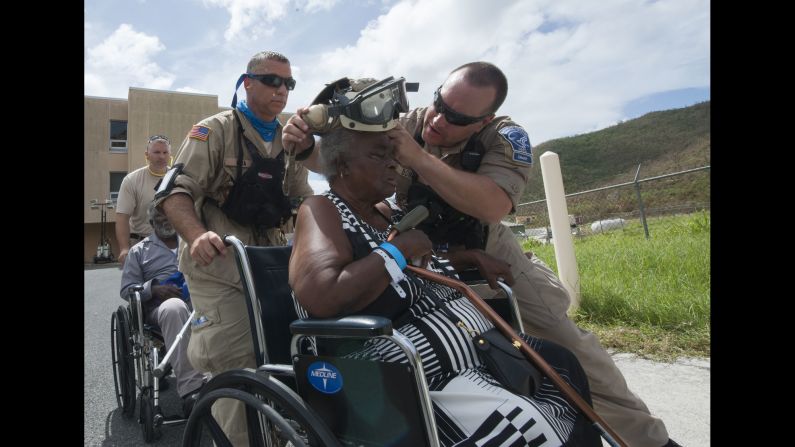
<box><xmin>89</xmin><ymin>199</ymin><xmax>115</xmax><ymax>263</ymax></box>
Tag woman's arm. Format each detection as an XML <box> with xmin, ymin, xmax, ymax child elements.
<box><xmin>288</xmin><ymin>196</ymin><xmax>391</xmax><ymax>318</ymax></box>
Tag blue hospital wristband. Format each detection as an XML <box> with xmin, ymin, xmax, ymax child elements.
<box><xmin>379</xmin><ymin>242</ymin><xmax>407</xmax><ymax>270</ymax></box>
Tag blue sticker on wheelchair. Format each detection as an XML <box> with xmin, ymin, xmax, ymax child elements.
<box><xmin>498</xmin><ymin>126</ymin><xmax>532</xmax><ymax>165</ymax></box>
<box><xmin>307</xmin><ymin>361</ymin><xmax>343</xmax><ymax>394</ymax></box>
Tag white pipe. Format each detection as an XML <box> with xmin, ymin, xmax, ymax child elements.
<box><xmin>540</xmin><ymin>152</ymin><xmax>581</xmax><ymax>310</ymax></box>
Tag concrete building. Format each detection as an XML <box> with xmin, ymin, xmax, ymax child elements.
<box><xmin>84</xmin><ymin>87</ymin><xmax>292</xmax><ymax>263</ymax></box>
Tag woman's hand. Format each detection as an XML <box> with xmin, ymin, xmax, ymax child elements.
<box><xmin>446</xmin><ymin>249</ymin><xmax>514</xmax><ymax>289</ymax></box>
<box><xmin>390</xmin><ymin>229</ymin><xmax>433</xmax><ymax>263</ymax></box>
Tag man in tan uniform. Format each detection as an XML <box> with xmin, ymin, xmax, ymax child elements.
<box><xmin>157</xmin><ymin>51</ymin><xmax>314</xmax><ymax>445</ymax></box>
<box><xmin>115</xmin><ymin>135</ymin><xmax>172</xmax><ymax>266</ymax></box>
<box><xmin>386</xmin><ymin>62</ymin><xmax>680</xmax><ymax>447</ymax></box>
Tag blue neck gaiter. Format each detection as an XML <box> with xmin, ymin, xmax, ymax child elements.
<box><xmin>236</xmin><ymin>100</ymin><xmax>279</xmax><ymax>142</ymax></box>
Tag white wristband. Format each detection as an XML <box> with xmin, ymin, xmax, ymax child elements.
<box><xmin>373</xmin><ymin>248</ymin><xmax>407</xmax><ymax>298</ymax></box>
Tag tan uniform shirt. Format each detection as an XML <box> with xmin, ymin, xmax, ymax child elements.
<box><xmin>162</xmin><ymin>109</ymin><xmax>314</xmax><ymax>286</ymax></box>
<box><xmin>396</xmin><ymin>107</ymin><xmax>533</xmax><ymax>217</ymax></box>
<box><xmin>116</xmin><ymin>166</ymin><xmax>161</xmax><ymax>236</ymax></box>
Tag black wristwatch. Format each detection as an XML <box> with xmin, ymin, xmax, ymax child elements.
<box><xmin>295</xmin><ymin>137</ymin><xmax>315</xmax><ymax>161</ymax></box>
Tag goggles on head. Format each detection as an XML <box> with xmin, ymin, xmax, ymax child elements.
<box><xmin>305</xmin><ymin>76</ymin><xmax>418</xmax><ymax>132</ymax></box>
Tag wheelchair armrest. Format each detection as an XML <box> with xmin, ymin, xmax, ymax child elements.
<box><xmin>289</xmin><ymin>315</ymin><xmax>393</xmax><ymax>338</ymax></box>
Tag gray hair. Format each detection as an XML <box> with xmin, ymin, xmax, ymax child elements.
<box><xmin>247</xmin><ymin>51</ymin><xmax>290</xmax><ymax>72</ymax></box>
<box><xmin>318</xmin><ymin>129</ymin><xmax>357</xmax><ymax>180</ymax></box>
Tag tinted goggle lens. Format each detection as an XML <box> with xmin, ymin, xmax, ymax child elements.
<box><xmin>347</xmin><ymin>79</ymin><xmax>408</xmax><ymax>124</ymax></box>
<box><xmin>248</xmin><ymin>73</ymin><xmax>296</xmax><ymax>90</ymax></box>
<box><xmin>359</xmin><ymin>90</ymin><xmax>401</xmax><ymax>121</ymax></box>
<box><xmin>433</xmin><ymin>88</ymin><xmax>489</xmax><ymax>126</ymax></box>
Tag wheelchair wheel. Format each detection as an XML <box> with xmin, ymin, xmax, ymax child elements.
<box><xmin>111</xmin><ymin>306</ymin><xmax>136</xmax><ymax>418</ymax></box>
<box><xmin>140</xmin><ymin>389</ymin><xmax>161</xmax><ymax>443</ymax></box>
<box><xmin>182</xmin><ymin>369</ymin><xmax>340</xmax><ymax>447</ymax></box>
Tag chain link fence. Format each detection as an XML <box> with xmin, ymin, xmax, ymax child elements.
<box><xmin>514</xmin><ymin>165</ymin><xmax>710</xmax><ymax>241</ymax></box>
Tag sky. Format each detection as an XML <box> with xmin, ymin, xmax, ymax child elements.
<box><xmin>85</xmin><ymin>0</ymin><xmax>710</xmax><ymax>194</ymax></box>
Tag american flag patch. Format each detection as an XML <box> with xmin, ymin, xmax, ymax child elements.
<box><xmin>189</xmin><ymin>125</ymin><xmax>210</xmax><ymax>141</ymax></box>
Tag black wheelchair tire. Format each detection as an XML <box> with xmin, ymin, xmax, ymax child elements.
<box><xmin>140</xmin><ymin>389</ymin><xmax>161</xmax><ymax>443</ymax></box>
<box><xmin>182</xmin><ymin>368</ymin><xmax>340</xmax><ymax>447</ymax></box>
<box><xmin>111</xmin><ymin>306</ymin><xmax>136</xmax><ymax>418</ymax></box>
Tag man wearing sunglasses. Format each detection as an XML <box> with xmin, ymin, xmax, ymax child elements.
<box><xmin>157</xmin><ymin>51</ymin><xmax>314</xmax><ymax>446</ymax></box>
<box><xmin>386</xmin><ymin>62</ymin><xmax>680</xmax><ymax>447</ymax></box>
<box><xmin>116</xmin><ymin>135</ymin><xmax>172</xmax><ymax>266</ymax></box>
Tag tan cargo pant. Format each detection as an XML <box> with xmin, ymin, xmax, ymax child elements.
<box><xmin>185</xmin><ymin>274</ymin><xmax>256</xmax><ymax>447</ymax></box>
<box><xmin>473</xmin><ymin>224</ymin><xmax>670</xmax><ymax>447</ymax></box>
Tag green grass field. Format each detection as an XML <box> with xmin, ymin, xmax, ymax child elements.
<box><xmin>522</xmin><ymin>211</ymin><xmax>710</xmax><ymax>361</ymax></box>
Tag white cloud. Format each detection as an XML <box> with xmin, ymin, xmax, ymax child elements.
<box><xmin>301</xmin><ymin>0</ymin><xmax>341</xmax><ymax>13</ymax></box>
<box><xmin>85</xmin><ymin>24</ymin><xmax>175</xmax><ymax>98</ymax></box>
<box><xmin>287</xmin><ymin>0</ymin><xmax>709</xmax><ymax>143</ymax></box>
<box><xmin>203</xmin><ymin>0</ymin><xmax>290</xmax><ymax>41</ymax></box>
<box><xmin>84</xmin><ymin>0</ymin><xmax>709</xmax><ymax>144</ymax></box>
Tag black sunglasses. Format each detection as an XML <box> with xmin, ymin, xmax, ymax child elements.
<box><xmin>433</xmin><ymin>87</ymin><xmax>491</xmax><ymax>126</ymax></box>
<box><xmin>148</xmin><ymin>135</ymin><xmax>170</xmax><ymax>144</ymax></box>
<box><xmin>247</xmin><ymin>73</ymin><xmax>296</xmax><ymax>91</ymax></box>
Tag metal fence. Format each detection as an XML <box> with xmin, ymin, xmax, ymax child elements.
<box><xmin>514</xmin><ymin>165</ymin><xmax>710</xmax><ymax>240</ymax></box>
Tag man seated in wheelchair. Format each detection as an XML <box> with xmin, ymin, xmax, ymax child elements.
<box><xmin>120</xmin><ymin>201</ymin><xmax>205</xmax><ymax>415</ymax></box>
<box><xmin>287</xmin><ymin>77</ymin><xmax>601</xmax><ymax>446</ymax></box>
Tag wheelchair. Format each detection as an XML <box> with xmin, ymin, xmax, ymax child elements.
<box><xmin>181</xmin><ymin>235</ymin><xmax>524</xmax><ymax>447</ymax></box>
<box><xmin>111</xmin><ymin>285</ymin><xmax>193</xmax><ymax>443</ymax></box>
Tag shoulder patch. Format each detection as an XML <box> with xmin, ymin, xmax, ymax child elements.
<box><xmin>498</xmin><ymin>126</ymin><xmax>532</xmax><ymax>165</ymax></box>
<box><xmin>189</xmin><ymin>125</ymin><xmax>210</xmax><ymax>141</ymax></box>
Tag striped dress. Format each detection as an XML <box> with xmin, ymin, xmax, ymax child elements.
<box><xmin>295</xmin><ymin>191</ymin><xmax>600</xmax><ymax>447</ymax></box>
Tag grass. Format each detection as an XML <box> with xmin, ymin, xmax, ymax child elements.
<box><xmin>522</xmin><ymin>211</ymin><xmax>710</xmax><ymax>361</ymax></box>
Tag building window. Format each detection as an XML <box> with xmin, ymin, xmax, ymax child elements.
<box><xmin>110</xmin><ymin>172</ymin><xmax>127</xmax><ymax>203</ymax></box>
<box><xmin>110</xmin><ymin>120</ymin><xmax>128</xmax><ymax>152</ymax></box>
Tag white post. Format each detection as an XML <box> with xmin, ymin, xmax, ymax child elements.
<box><xmin>540</xmin><ymin>152</ymin><xmax>581</xmax><ymax>310</ymax></box>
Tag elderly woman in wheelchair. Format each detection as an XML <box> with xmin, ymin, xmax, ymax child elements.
<box><xmin>183</xmin><ymin>77</ymin><xmax>602</xmax><ymax>447</ymax></box>
<box><xmin>289</xmin><ymin>108</ymin><xmax>601</xmax><ymax>446</ymax></box>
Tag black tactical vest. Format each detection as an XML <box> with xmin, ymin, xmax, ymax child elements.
<box><xmin>406</xmin><ymin>128</ymin><xmax>488</xmax><ymax>250</ymax></box>
<box><xmin>221</xmin><ymin>112</ymin><xmax>293</xmax><ymax>234</ymax></box>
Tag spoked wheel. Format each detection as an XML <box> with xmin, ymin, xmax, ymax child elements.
<box><xmin>111</xmin><ymin>306</ymin><xmax>136</xmax><ymax>417</ymax></box>
<box><xmin>182</xmin><ymin>369</ymin><xmax>340</xmax><ymax>447</ymax></box>
<box><xmin>140</xmin><ymin>389</ymin><xmax>161</xmax><ymax>443</ymax></box>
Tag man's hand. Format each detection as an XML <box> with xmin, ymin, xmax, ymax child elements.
<box><xmin>117</xmin><ymin>248</ymin><xmax>130</xmax><ymax>267</ymax></box>
<box><xmin>386</xmin><ymin>122</ymin><xmax>425</xmax><ymax>168</ymax></box>
<box><xmin>282</xmin><ymin>107</ymin><xmax>314</xmax><ymax>154</ymax></box>
<box><xmin>151</xmin><ymin>283</ymin><xmax>183</xmax><ymax>307</ymax></box>
<box><xmin>189</xmin><ymin>231</ymin><xmax>227</xmax><ymax>266</ymax></box>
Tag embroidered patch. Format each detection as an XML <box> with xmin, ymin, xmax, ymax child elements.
<box><xmin>189</xmin><ymin>125</ymin><xmax>210</xmax><ymax>141</ymax></box>
<box><xmin>498</xmin><ymin>126</ymin><xmax>532</xmax><ymax>165</ymax></box>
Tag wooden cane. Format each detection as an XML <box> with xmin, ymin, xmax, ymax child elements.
<box><xmin>388</xmin><ymin>206</ymin><xmax>627</xmax><ymax>447</ymax></box>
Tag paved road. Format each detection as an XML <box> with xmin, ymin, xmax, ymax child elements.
<box><xmin>85</xmin><ymin>266</ymin><xmax>709</xmax><ymax>446</ymax></box>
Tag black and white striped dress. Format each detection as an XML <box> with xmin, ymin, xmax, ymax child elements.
<box><xmin>295</xmin><ymin>191</ymin><xmax>599</xmax><ymax>447</ymax></box>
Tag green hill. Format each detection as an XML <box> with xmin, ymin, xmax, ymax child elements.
<box><xmin>518</xmin><ymin>101</ymin><xmax>710</xmax><ymax>220</ymax></box>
